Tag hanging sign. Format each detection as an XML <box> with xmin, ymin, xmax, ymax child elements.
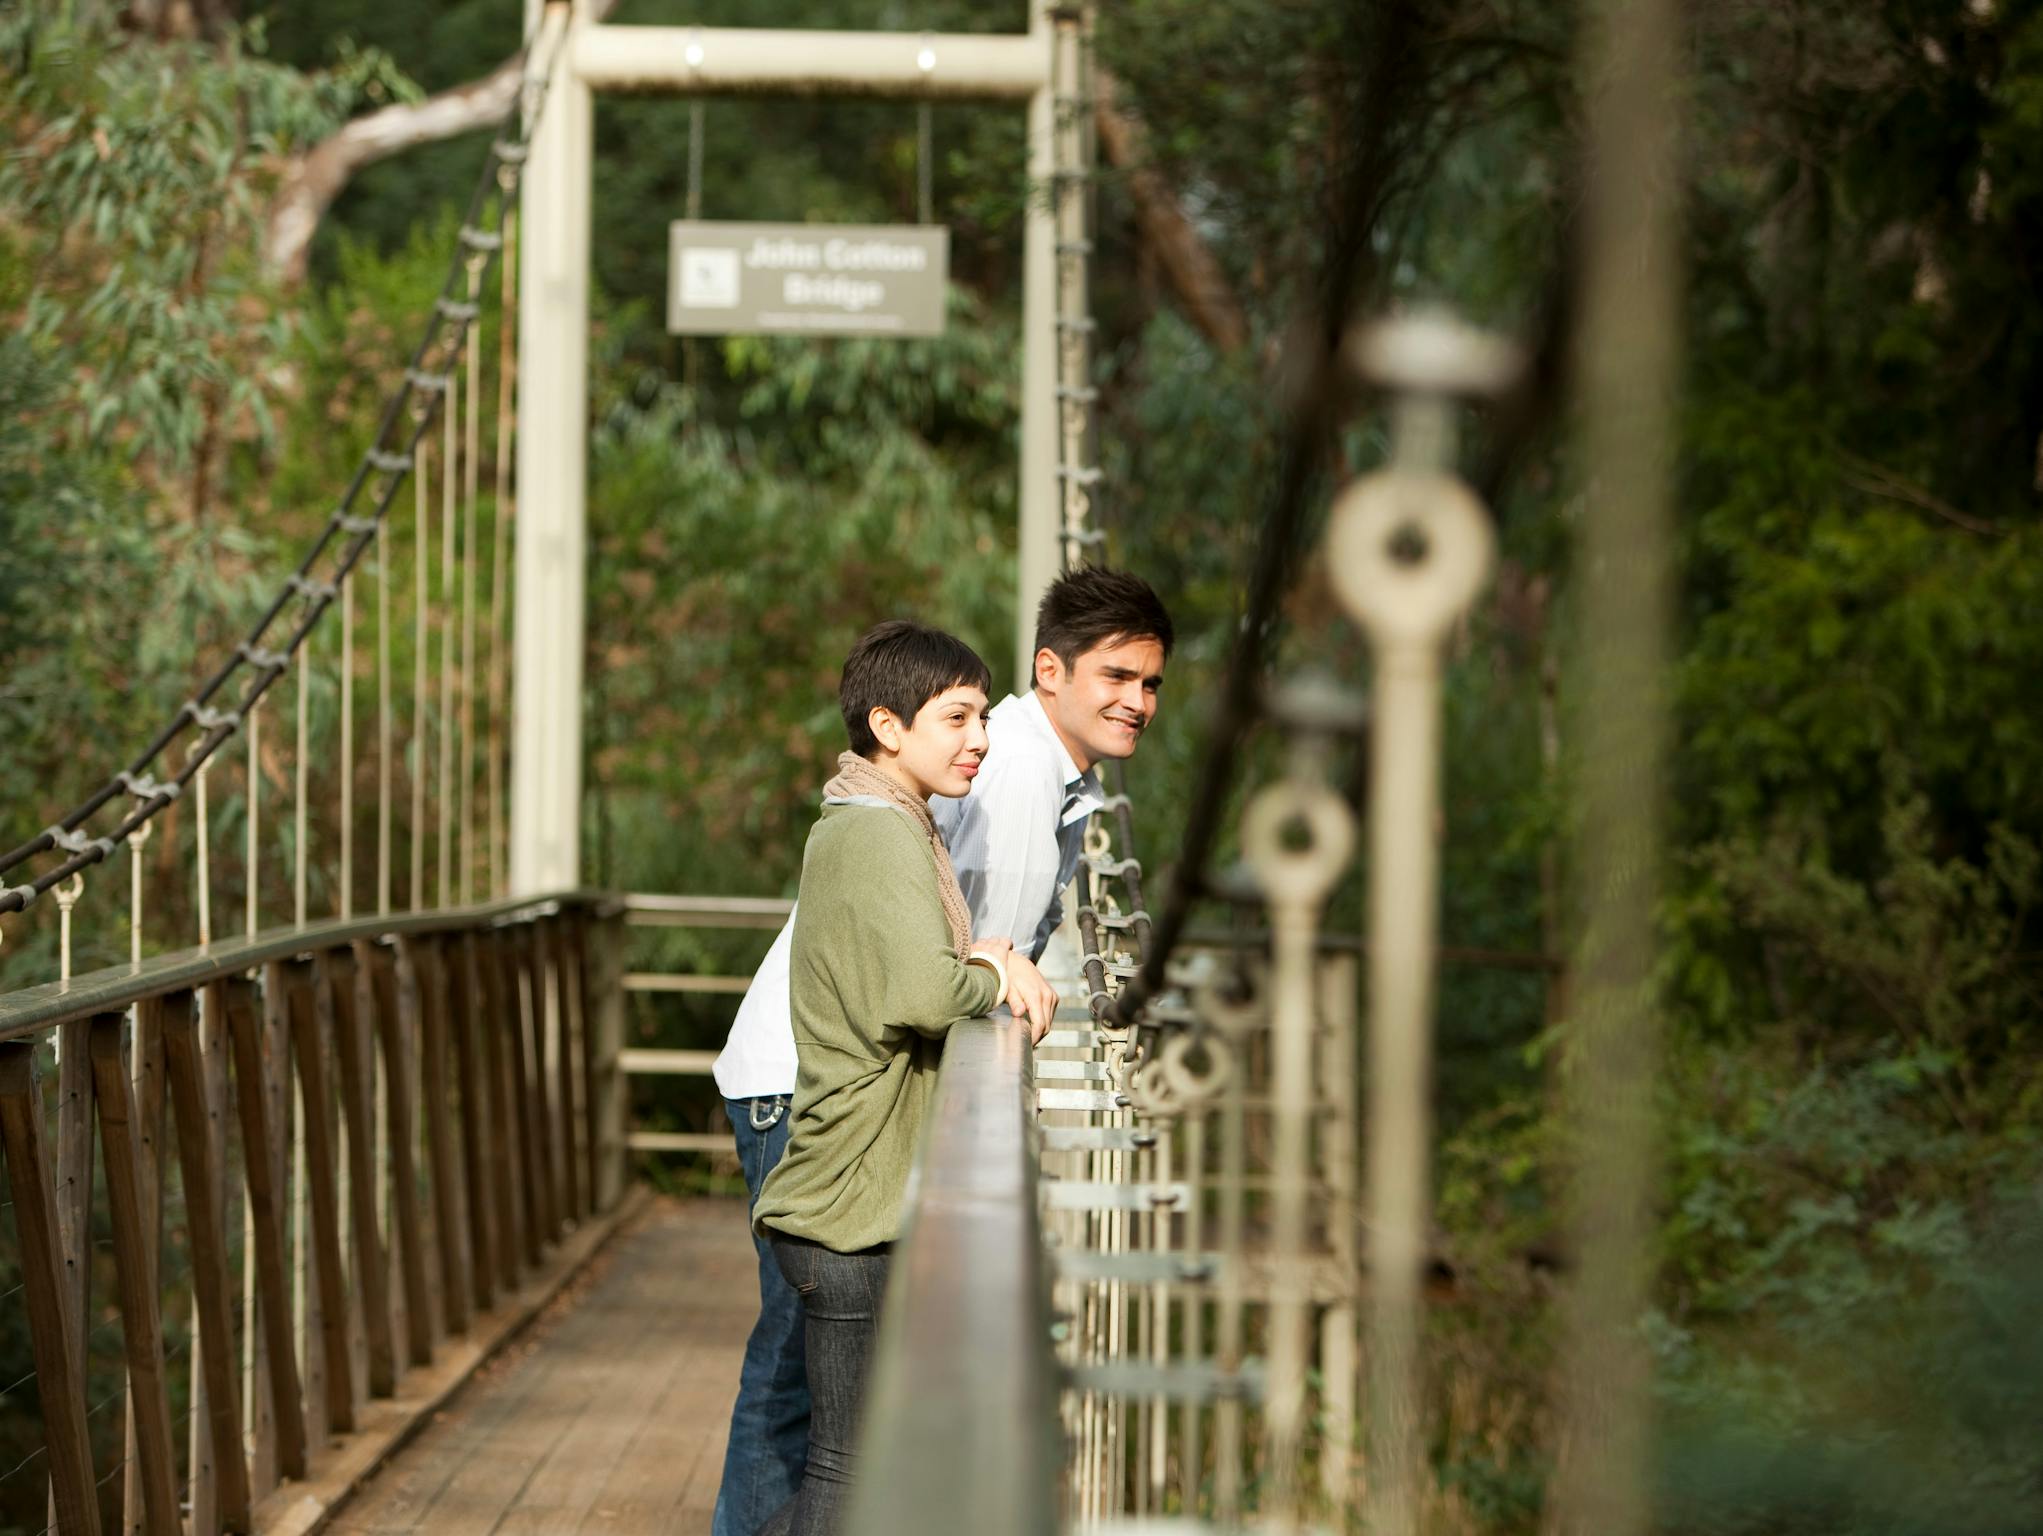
<box><xmin>667</xmin><ymin>220</ymin><xmax>950</xmax><ymax>338</ymax></box>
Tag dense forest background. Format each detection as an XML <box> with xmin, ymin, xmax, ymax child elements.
<box><xmin>3</xmin><ymin>1</ymin><xmax>2042</xmax><ymax>1531</ymax></box>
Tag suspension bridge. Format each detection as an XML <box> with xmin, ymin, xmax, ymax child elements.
<box><xmin>0</xmin><ymin>4</ymin><xmax>1677</xmax><ymax>1535</ymax></box>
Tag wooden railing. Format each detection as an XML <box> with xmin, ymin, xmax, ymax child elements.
<box><xmin>617</xmin><ymin>892</ymin><xmax>792</xmax><ymax>1158</ymax></box>
<box><xmin>0</xmin><ymin>891</ymin><xmax>630</xmax><ymax>1535</ymax></box>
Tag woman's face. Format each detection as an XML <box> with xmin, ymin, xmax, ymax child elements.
<box><xmin>872</xmin><ymin>684</ymin><xmax>991</xmax><ymax>800</ymax></box>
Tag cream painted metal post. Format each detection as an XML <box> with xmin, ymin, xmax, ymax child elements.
<box><xmin>1016</xmin><ymin>2</ymin><xmax>1059</xmax><ymax>689</ymax></box>
<box><xmin>511</xmin><ymin>1</ymin><xmax>589</xmax><ymax>895</ymax></box>
<box><xmin>509</xmin><ymin>15</ymin><xmax>1052</xmax><ymax>843</ymax></box>
<box><xmin>1330</xmin><ymin>313</ymin><xmax>1512</xmax><ymax>1536</ymax></box>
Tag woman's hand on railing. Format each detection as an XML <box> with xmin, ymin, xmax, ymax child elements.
<box><xmin>1002</xmin><ymin>952</ymin><xmax>1057</xmax><ymax>1045</ymax></box>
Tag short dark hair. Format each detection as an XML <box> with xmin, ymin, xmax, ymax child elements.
<box><xmin>840</xmin><ymin>620</ymin><xmax>993</xmax><ymax>758</ymax></box>
<box><xmin>1033</xmin><ymin>566</ymin><xmax>1175</xmax><ymax>670</ymax></box>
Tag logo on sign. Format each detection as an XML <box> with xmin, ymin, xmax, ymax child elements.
<box><xmin>679</xmin><ymin>247</ymin><xmax>740</xmax><ymax>310</ymax></box>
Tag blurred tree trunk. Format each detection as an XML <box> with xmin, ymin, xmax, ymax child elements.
<box><xmin>123</xmin><ymin>0</ymin><xmax>235</xmax><ymax>41</ymax></box>
<box><xmin>1095</xmin><ymin>67</ymin><xmax>1251</xmax><ymax>355</ymax></box>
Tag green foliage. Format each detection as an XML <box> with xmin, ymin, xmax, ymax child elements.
<box><xmin>0</xmin><ymin>10</ymin><xmax>412</xmax><ymax>492</ymax></box>
<box><xmin>582</xmin><ymin>290</ymin><xmax>1022</xmax><ymax>903</ymax></box>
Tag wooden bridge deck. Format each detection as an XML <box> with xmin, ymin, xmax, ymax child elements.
<box><xmin>328</xmin><ymin>1194</ymin><xmax>755</xmax><ymax>1535</ymax></box>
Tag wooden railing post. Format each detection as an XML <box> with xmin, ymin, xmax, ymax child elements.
<box><xmin>162</xmin><ymin>989</ymin><xmax>254</xmax><ymax>1533</ymax></box>
<box><xmin>325</xmin><ymin>946</ymin><xmax>396</xmax><ymax>1397</ymax></box>
<box><xmin>510</xmin><ymin>925</ymin><xmax>559</xmax><ymax>1247</ymax></box>
<box><xmin>369</xmin><ymin>941</ymin><xmax>435</xmax><ymax>1365</ymax></box>
<box><xmin>472</xmin><ymin>929</ymin><xmax>526</xmax><ymax>1290</ymax></box>
<box><xmin>0</xmin><ymin>1040</ymin><xmax>103</xmax><ymax>1535</ymax></box>
<box><xmin>435</xmin><ymin>931</ymin><xmax>494</xmax><ymax>1318</ymax></box>
<box><xmin>54</xmin><ymin>1013</ymin><xmax>94</xmax><ymax>1422</ymax></box>
<box><xmin>409</xmin><ymin>935</ymin><xmax>471</xmax><ymax>1335</ymax></box>
<box><xmin>224</xmin><ymin>975</ymin><xmax>308</xmax><ymax>1479</ymax></box>
<box><xmin>86</xmin><ymin>1011</ymin><xmax>182</xmax><ymax>1535</ymax></box>
<box><xmin>490</xmin><ymin>928</ymin><xmax>544</xmax><ymax>1268</ymax></box>
<box><xmin>566</xmin><ymin>911</ymin><xmax>599</xmax><ymax>1217</ymax></box>
<box><xmin>545</xmin><ymin>916</ymin><xmax>583</xmax><ymax>1226</ymax></box>
<box><xmin>285</xmin><ymin>959</ymin><xmax>356</xmax><ymax>1433</ymax></box>
<box><xmin>592</xmin><ymin>910</ymin><xmax>628</xmax><ymax>1213</ymax></box>
<box><xmin>121</xmin><ymin>994</ymin><xmax>169</xmax><ymax>1536</ymax></box>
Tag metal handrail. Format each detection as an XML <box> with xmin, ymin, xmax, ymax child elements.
<box><xmin>847</xmin><ymin>1018</ymin><xmax>1061</xmax><ymax>1536</ymax></box>
<box><xmin>0</xmin><ymin>888</ymin><xmax>621</xmax><ymax>1042</ymax></box>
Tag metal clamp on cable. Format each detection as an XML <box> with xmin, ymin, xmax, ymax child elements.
<box><xmin>239</xmin><ymin>643</ymin><xmax>289</xmax><ymax>671</ymax></box>
<box><xmin>185</xmin><ymin>701</ymin><xmax>238</xmax><ymax>736</ymax></box>
<box><xmin>287</xmin><ymin>573</ymin><xmax>338</xmax><ymax>603</ymax></box>
<box><xmin>404</xmin><ymin>369</ymin><xmax>451</xmax><ymax>394</ymax></box>
<box><xmin>459</xmin><ymin>226</ymin><xmax>503</xmax><ymax>253</ymax></box>
<box><xmin>492</xmin><ymin>139</ymin><xmax>529</xmax><ymax>164</ymax></box>
<box><xmin>44</xmin><ymin>825</ymin><xmax>115</xmax><ymax>861</ymax></box>
<box><xmin>1088</xmin><ymin>853</ymin><xmax>1142</xmax><ymax>879</ymax></box>
<box><xmin>1057</xmin><ymin>464</ymin><xmax>1104</xmax><ymax>485</ymax></box>
<box><xmin>337</xmin><ymin>513</ymin><xmax>378</xmax><ymax>536</ymax></box>
<box><xmin>434</xmin><ymin>298</ymin><xmax>481</xmax><ymax>323</ymax></box>
<box><xmin>366</xmin><ymin>449</ymin><xmax>412</xmax><ymax>474</ymax></box>
<box><xmin>2</xmin><ymin>884</ymin><xmax>36</xmax><ymax>912</ymax></box>
<box><xmin>117</xmin><ymin>770</ymin><xmax>180</xmax><ymax>804</ymax></box>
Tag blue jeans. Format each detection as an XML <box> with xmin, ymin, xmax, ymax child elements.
<box><xmin>756</xmin><ymin>1234</ymin><xmax>892</xmax><ymax>1536</ymax></box>
<box><xmin>711</xmin><ymin>1096</ymin><xmax>810</xmax><ymax>1536</ymax></box>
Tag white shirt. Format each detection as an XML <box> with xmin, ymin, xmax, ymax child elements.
<box><xmin>712</xmin><ymin>690</ymin><xmax>1105</xmax><ymax>1100</ymax></box>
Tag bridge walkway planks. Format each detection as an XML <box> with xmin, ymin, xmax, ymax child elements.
<box><xmin>328</xmin><ymin>1194</ymin><xmax>756</xmax><ymax>1535</ymax></box>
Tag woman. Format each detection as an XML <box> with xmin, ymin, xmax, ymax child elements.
<box><xmin>751</xmin><ymin>619</ymin><xmax>1055</xmax><ymax>1535</ymax></box>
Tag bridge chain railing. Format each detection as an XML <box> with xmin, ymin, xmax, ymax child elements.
<box><xmin>0</xmin><ymin>15</ymin><xmax>611</xmax><ymax>1535</ymax></box>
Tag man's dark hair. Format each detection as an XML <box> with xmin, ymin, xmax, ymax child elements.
<box><xmin>1032</xmin><ymin>565</ymin><xmax>1175</xmax><ymax>671</ymax></box>
<box><xmin>840</xmin><ymin>620</ymin><xmax>993</xmax><ymax>758</ymax></box>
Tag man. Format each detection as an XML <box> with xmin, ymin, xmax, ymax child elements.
<box><xmin>709</xmin><ymin>566</ymin><xmax>1173</xmax><ymax>1536</ymax></box>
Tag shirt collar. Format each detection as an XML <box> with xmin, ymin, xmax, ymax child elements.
<box><xmin>1004</xmin><ymin>691</ymin><xmax>1107</xmax><ymax>826</ymax></box>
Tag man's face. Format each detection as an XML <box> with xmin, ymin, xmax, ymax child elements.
<box><xmin>1034</xmin><ymin>635</ymin><xmax>1166</xmax><ymax>772</ymax></box>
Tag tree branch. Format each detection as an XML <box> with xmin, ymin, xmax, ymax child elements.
<box><xmin>1094</xmin><ymin>66</ymin><xmax>1251</xmax><ymax>355</ymax></box>
<box><xmin>264</xmin><ymin>1</ymin><xmax>619</xmax><ymax>286</ymax></box>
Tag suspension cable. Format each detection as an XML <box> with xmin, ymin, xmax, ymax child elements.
<box><xmin>340</xmin><ymin>539</ymin><xmax>355</xmax><ymax>920</ymax></box>
<box><xmin>0</xmin><ymin>28</ymin><xmax>568</xmax><ymax>916</ymax></box>
<box><xmin>437</xmin><ymin>338</ymin><xmax>459</xmax><ymax>908</ymax></box>
<box><xmin>377</xmin><ymin>501</ymin><xmax>393</xmax><ymax>916</ymax></box>
<box><xmin>411</xmin><ymin>429</ymin><xmax>431</xmax><ymax>913</ymax></box>
<box><xmin>460</xmin><ymin>256</ymin><xmax>485</xmax><ymax>906</ymax></box>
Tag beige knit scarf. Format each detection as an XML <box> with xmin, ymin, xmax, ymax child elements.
<box><xmin>821</xmin><ymin>751</ymin><xmax>973</xmax><ymax>958</ymax></box>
